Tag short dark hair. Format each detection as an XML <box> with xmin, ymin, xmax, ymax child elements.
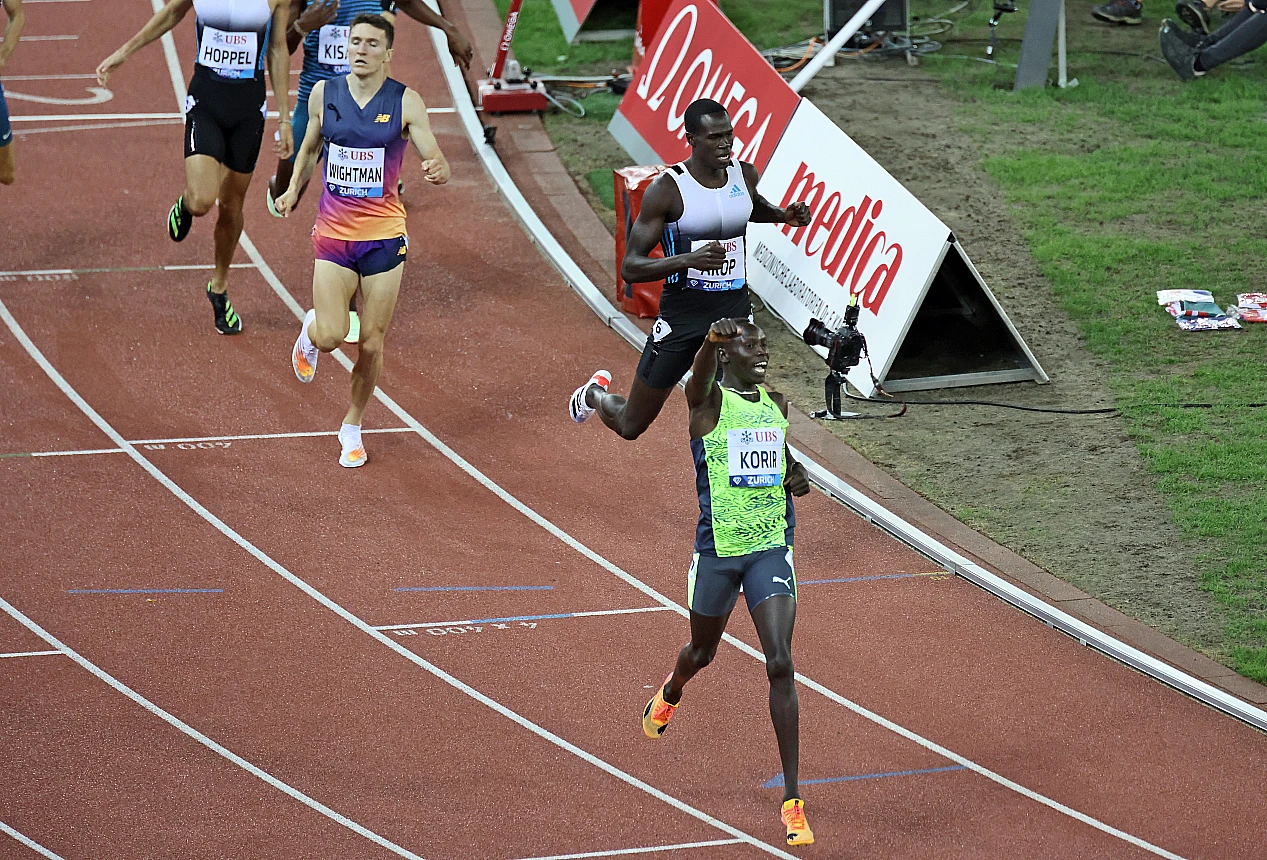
<box><xmin>350</xmin><ymin>12</ymin><xmax>395</xmax><ymax>47</ymax></box>
<box><xmin>684</xmin><ymin>98</ymin><xmax>728</xmax><ymax>135</ymax></box>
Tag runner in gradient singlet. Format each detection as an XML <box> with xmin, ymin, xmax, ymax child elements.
<box><xmin>275</xmin><ymin>13</ymin><xmax>449</xmax><ymax>467</ymax></box>
<box><xmin>98</xmin><ymin>0</ymin><xmax>293</xmax><ymax>335</ymax></box>
<box><xmin>640</xmin><ymin>317</ymin><xmax>815</xmax><ymax>849</ymax></box>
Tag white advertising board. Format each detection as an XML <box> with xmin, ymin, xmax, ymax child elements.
<box><xmin>748</xmin><ymin>98</ymin><xmax>1046</xmax><ymax>396</ymax></box>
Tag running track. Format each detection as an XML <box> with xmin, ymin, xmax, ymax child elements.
<box><xmin>1</xmin><ymin>2</ymin><xmax>1265</xmax><ymax>858</ymax></box>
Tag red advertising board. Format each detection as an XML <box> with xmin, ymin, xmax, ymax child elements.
<box><xmin>550</xmin><ymin>0</ymin><xmax>600</xmax><ymax>43</ymax></box>
<box><xmin>609</xmin><ymin>0</ymin><xmax>800</xmax><ymax>172</ymax></box>
<box><xmin>613</xmin><ymin>165</ymin><xmax>670</xmax><ymax>318</ymax></box>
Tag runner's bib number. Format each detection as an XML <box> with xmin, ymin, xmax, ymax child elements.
<box><xmin>318</xmin><ymin>24</ymin><xmax>350</xmax><ymax>71</ymax></box>
<box><xmin>326</xmin><ymin>144</ymin><xmax>386</xmax><ymax>198</ymax></box>
<box><xmin>687</xmin><ymin>236</ymin><xmax>746</xmax><ymax>291</ymax></box>
<box><xmin>197</xmin><ymin>26</ymin><xmax>258</xmax><ymax>79</ymax></box>
<box><xmin>727</xmin><ymin>427</ymin><xmax>783</xmax><ymax>488</ymax></box>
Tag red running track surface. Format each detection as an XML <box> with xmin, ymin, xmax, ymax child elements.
<box><xmin>1</xmin><ymin>3</ymin><xmax>1265</xmax><ymax>859</ymax></box>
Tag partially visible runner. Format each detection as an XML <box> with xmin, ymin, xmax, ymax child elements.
<box><xmin>640</xmin><ymin>317</ymin><xmax>815</xmax><ymax>848</ymax></box>
<box><xmin>265</xmin><ymin>0</ymin><xmax>470</xmax><ymax>344</ymax></box>
<box><xmin>276</xmin><ymin>13</ymin><xmax>448</xmax><ymax>467</ymax></box>
<box><xmin>0</xmin><ymin>0</ymin><xmax>26</xmax><ymax>186</ymax></box>
<box><xmin>97</xmin><ymin>0</ymin><xmax>292</xmax><ymax>335</ymax></box>
<box><xmin>568</xmin><ymin>98</ymin><xmax>810</xmax><ymax>438</ymax></box>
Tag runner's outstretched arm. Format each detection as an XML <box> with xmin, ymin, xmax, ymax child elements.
<box><xmin>393</xmin><ymin>0</ymin><xmax>473</xmax><ymax>70</ymax></box>
<box><xmin>268</xmin><ymin>0</ymin><xmax>294</xmax><ymax>158</ymax></box>
<box><xmin>95</xmin><ymin>0</ymin><xmax>193</xmax><ymax>85</ymax></box>
<box><xmin>740</xmin><ymin>162</ymin><xmax>810</xmax><ymax>227</ymax></box>
<box><xmin>274</xmin><ymin>82</ymin><xmax>325</xmax><ymax>215</ymax></box>
<box><xmin>684</xmin><ymin>318</ymin><xmax>739</xmax><ymax>409</ymax></box>
<box><xmin>401</xmin><ymin>88</ymin><xmax>449</xmax><ymax>184</ymax></box>
<box><xmin>0</xmin><ymin>0</ymin><xmax>26</xmax><ymax>70</ymax></box>
<box><xmin>620</xmin><ymin>176</ymin><xmax>726</xmax><ymax>284</ymax></box>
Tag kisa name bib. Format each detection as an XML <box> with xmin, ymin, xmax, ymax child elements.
<box><xmin>726</xmin><ymin>427</ymin><xmax>783</xmax><ymax>488</ymax></box>
<box><xmin>318</xmin><ymin>24</ymin><xmax>350</xmax><ymax>71</ymax></box>
<box><xmin>686</xmin><ymin>236</ymin><xmax>746</xmax><ymax>291</ymax></box>
<box><xmin>197</xmin><ymin>26</ymin><xmax>258</xmax><ymax>78</ymax></box>
<box><xmin>326</xmin><ymin>144</ymin><xmax>385</xmax><ymax>198</ymax></box>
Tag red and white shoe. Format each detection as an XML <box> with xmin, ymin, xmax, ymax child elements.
<box><xmin>569</xmin><ymin>370</ymin><xmax>611</xmax><ymax>424</ymax></box>
<box><xmin>338</xmin><ymin>423</ymin><xmax>366</xmax><ymax>468</ymax></box>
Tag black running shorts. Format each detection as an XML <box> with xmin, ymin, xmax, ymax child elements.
<box><xmin>635</xmin><ymin>286</ymin><xmax>753</xmax><ymax>390</ymax></box>
<box><xmin>183</xmin><ymin>68</ymin><xmax>268</xmax><ymax>175</ymax></box>
<box><xmin>687</xmin><ymin>546</ymin><xmax>796</xmax><ymax>618</ymax></box>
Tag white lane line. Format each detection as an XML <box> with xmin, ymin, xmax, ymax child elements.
<box><xmin>0</xmin><ymin>264</ymin><xmax>255</xmax><ymax>275</ymax></box>
<box><xmin>0</xmin><ymin>650</ymin><xmax>64</xmax><ymax>658</ymax></box>
<box><xmin>159</xmin><ymin>10</ymin><xmax>1179</xmax><ymax>858</ymax></box>
<box><xmin>375</xmin><ymin>606</ymin><xmax>674</xmax><ymax>632</ymax></box>
<box><xmin>19</xmin><ymin>35</ymin><xmax>78</xmax><ymax>41</ymax></box>
<box><xmin>0</xmin><ymin>820</ymin><xmax>64</xmax><ymax>860</ymax></box>
<box><xmin>1</xmin><ymin>299</ymin><xmax>798</xmax><ymax>860</ymax></box>
<box><xmin>508</xmin><ymin>840</ymin><xmax>744</xmax><ymax>860</ymax></box>
<box><xmin>1</xmin><ymin>427</ymin><xmax>416</xmax><ymax>459</ymax></box>
<box><xmin>3</xmin><ymin>74</ymin><xmax>98</xmax><ymax>80</ymax></box>
<box><xmin>0</xmin><ymin>596</ymin><xmax>424</xmax><ymax>860</ymax></box>
<box><xmin>15</xmin><ymin>119</ymin><xmax>185</xmax><ymax>136</ymax></box>
<box><xmin>12</xmin><ymin>113</ymin><xmax>183</xmax><ymax>121</ymax></box>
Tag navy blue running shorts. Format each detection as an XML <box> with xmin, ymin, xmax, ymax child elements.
<box><xmin>0</xmin><ymin>78</ymin><xmax>11</xmax><ymax>149</ymax></box>
<box><xmin>687</xmin><ymin>546</ymin><xmax>796</xmax><ymax>618</ymax></box>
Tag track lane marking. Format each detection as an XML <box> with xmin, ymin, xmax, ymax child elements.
<box><xmin>0</xmin><ymin>820</ymin><xmax>65</xmax><ymax>860</ymax></box>
<box><xmin>0</xmin><ymin>299</ymin><xmax>800</xmax><ymax>860</ymax></box>
<box><xmin>508</xmin><ymin>840</ymin><xmax>745</xmax><ymax>860</ymax></box>
<box><xmin>0</xmin><ymin>650</ymin><xmax>64</xmax><ymax>659</ymax></box>
<box><xmin>0</xmin><ymin>427</ymin><xmax>415</xmax><ymax>459</ymax></box>
<box><xmin>376</xmin><ymin>606</ymin><xmax>675</xmax><ymax>632</ymax></box>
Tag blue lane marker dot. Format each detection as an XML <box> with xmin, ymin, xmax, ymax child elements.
<box><xmin>67</xmin><ymin>588</ymin><xmax>224</xmax><ymax>595</ymax></box>
<box><xmin>763</xmin><ymin>765</ymin><xmax>966</xmax><ymax>789</ymax></box>
<box><xmin>393</xmin><ymin>585</ymin><xmax>554</xmax><ymax>593</ymax></box>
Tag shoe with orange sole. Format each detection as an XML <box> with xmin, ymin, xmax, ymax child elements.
<box><xmin>781</xmin><ymin>798</ymin><xmax>814</xmax><ymax>846</ymax></box>
<box><xmin>641</xmin><ymin>675</ymin><xmax>678</xmax><ymax>738</ymax></box>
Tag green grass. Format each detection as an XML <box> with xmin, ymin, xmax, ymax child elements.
<box><xmin>913</xmin><ymin>0</ymin><xmax>1267</xmax><ymax>681</ymax></box>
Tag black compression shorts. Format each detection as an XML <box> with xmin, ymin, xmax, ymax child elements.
<box><xmin>183</xmin><ymin>69</ymin><xmax>268</xmax><ymax>174</ymax></box>
<box><xmin>635</xmin><ymin>286</ymin><xmax>753</xmax><ymax>390</ymax></box>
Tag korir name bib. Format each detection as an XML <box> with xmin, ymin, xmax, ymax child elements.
<box><xmin>318</xmin><ymin>25</ymin><xmax>350</xmax><ymax>71</ymax></box>
<box><xmin>726</xmin><ymin>427</ymin><xmax>783</xmax><ymax>488</ymax></box>
<box><xmin>686</xmin><ymin>237</ymin><xmax>746</xmax><ymax>291</ymax></box>
<box><xmin>326</xmin><ymin>145</ymin><xmax>385</xmax><ymax>198</ymax></box>
<box><xmin>197</xmin><ymin>26</ymin><xmax>258</xmax><ymax>78</ymax></box>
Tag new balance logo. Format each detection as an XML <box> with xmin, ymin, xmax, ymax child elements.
<box><xmin>772</xmin><ymin>575</ymin><xmax>793</xmax><ymax>590</ymax></box>
<box><xmin>729</xmin><ymin>184</ymin><xmax>745</xmax><ymax>198</ymax></box>
<box><xmin>375</xmin><ymin>114</ymin><xmax>391</xmax><ymax>123</ymax></box>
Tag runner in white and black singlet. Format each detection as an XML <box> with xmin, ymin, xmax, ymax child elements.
<box><xmin>568</xmin><ymin>98</ymin><xmax>811</xmax><ymax>440</ymax></box>
<box><xmin>98</xmin><ymin>0</ymin><xmax>292</xmax><ymax>335</ymax></box>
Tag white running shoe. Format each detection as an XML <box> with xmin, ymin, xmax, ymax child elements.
<box><xmin>292</xmin><ymin>309</ymin><xmax>319</xmax><ymax>383</ymax></box>
<box><xmin>344</xmin><ymin>310</ymin><xmax>361</xmax><ymax>344</ymax></box>
<box><xmin>265</xmin><ymin>182</ymin><xmax>284</xmax><ymax>218</ymax></box>
<box><xmin>338</xmin><ymin>423</ymin><xmax>367</xmax><ymax>468</ymax></box>
<box><xmin>569</xmin><ymin>370</ymin><xmax>611</xmax><ymax>424</ymax></box>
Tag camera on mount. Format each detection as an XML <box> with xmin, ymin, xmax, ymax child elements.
<box><xmin>801</xmin><ymin>296</ymin><xmax>867</xmax><ymax>420</ymax></box>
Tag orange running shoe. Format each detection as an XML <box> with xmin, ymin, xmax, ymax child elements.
<box><xmin>781</xmin><ymin>798</ymin><xmax>814</xmax><ymax>847</ymax></box>
<box><xmin>292</xmin><ymin>309</ymin><xmax>318</xmax><ymax>384</ymax></box>
<box><xmin>641</xmin><ymin>674</ymin><xmax>678</xmax><ymax>739</ymax></box>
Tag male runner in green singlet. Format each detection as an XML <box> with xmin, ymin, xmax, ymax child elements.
<box><xmin>640</xmin><ymin>317</ymin><xmax>815</xmax><ymax>848</ymax></box>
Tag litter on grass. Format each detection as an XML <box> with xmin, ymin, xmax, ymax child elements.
<box><xmin>1157</xmin><ymin>289</ymin><xmax>1242</xmax><ymax>331</ymax></box>
<box><xmin>1227</xmin><ymin>293</ymin><xmax>1267</xmax><ymax>323</ymax></box>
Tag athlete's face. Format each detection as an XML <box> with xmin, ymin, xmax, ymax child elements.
<box><xmin>348</xmin><ymin>24</ymin><xmax>393</xmax><ymax>75</ymax></box>
<box><xmin>720</xmin><ymin>324</ymin><xmax>769</xmax><ymax>387</ymax></box>
<box><xmin>687</xmin><ymin>112</ymin><xmax>734</xmax><ymax>170</ymax></box>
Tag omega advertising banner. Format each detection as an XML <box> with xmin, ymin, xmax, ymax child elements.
<box><xmin>608</xmin><ymin>0</ymin><xmax>800</xmax><ymax>172</ymax></box>
<box><xmin>550</xmin><ymin>0</ymin><xmax>599</xmax><ymax>43</ymax></box>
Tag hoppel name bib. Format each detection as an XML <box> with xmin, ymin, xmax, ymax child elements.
<box><xmin>318</xmin><ymin>24</ymin><xmax>350</xmax><ymax>71</ymax></box>
<box><xmin>198</xmin><ymin>26</ymin><xmax>258</xmax><ymax>78</ymax></box>
<box><xmin>727</xmin><ymin>427</ymin><xmax>783</xmax><ymax>488</ymax></box>
<box><xmin>687</xmin><ymin>236</ymin><xmax>746</xmax><ymax>291</ymax></box>
<box><xmin>326</xmin><ymin>145</ymin><xmax>385</xmax><ymax>198</ymax></box>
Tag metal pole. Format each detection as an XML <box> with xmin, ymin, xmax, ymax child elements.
<box><xmin>790</xmin><ymin>0</ymin><xmax>890</xmax><ymax>92</ymax></box>
<box><xmin>1057</xmin><ymin>0</ymin><xmax>1067</xmax><ymax>86</ymax></box>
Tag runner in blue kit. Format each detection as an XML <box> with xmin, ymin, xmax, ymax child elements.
<box><xmin>263</xmin><ymin>0</ymin><xmax>469</xmax><ymax>343</ymax></box>
<box><xmin>0</xmin><ymin>0</ymin><xmax>26</xmax><ymax>186</ymax></box>
<box><xmin>98</xmin><ymin>0</ymin><xmax>293</xmax><ymax>335</ymax></box>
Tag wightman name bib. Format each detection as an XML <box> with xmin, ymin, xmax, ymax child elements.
<box><xmin>686</xmin><ymin>237</ymin><xmax>746</xmax><ymax>291</ymax></box>
<box><xmin>197</xmin><ymin>26</ymin><xmax>258</xmax><ymax>78</ymax></box>
<box><xmin>326</xmin><ymin>145</ymin><xmax>385</xmax><ymax>198</ymax></box>
<box><xmin>726</xmin><ymin>427</ymin><xmax>784</xmax><ymax>488</ymax></box>
<box><xmin>318</xmin><ymin>24</ymin><xmax>350</xmax><ymax>71</ymax></box>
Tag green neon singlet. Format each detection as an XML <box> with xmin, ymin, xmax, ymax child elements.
<box><xmin>696</xmin><ymin>387</ymin><xmax>790</xmax><ymax>557</ymax></box>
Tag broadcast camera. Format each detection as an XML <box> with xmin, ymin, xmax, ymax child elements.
<box><xmin>801</xmin><ymin>294</ymin><xmax>867</xmax><ymax>420</ymax></box>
